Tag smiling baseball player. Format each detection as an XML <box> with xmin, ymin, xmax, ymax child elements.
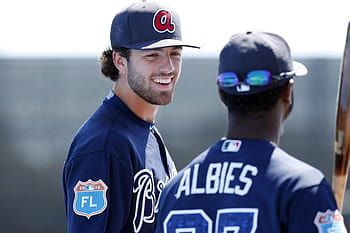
<box><xmin>62</xmin><ymin>1</ymin><xmax>199</xmax><ymax>233</ymax></box>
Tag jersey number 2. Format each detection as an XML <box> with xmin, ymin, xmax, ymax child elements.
<box><xmin>163</xmin><ymin>208</ymin><xmax>258</xmax><ymax>233</ymax></box>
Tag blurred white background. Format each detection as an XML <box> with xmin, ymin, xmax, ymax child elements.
<box><xmin>1</xmin><ymin>0</ymin><xmax>349</xmax><ymax>58</ymax></box>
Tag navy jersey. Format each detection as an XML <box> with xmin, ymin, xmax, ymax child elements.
<box><xmin>63</xmin><ymin>91</ymin><xmax>177</xmax><ymax>233</ymax></box>
<box><xmin>156</xmin><ymin>139</ymin><xmax>347</xmax><ymax>233</ymax></box>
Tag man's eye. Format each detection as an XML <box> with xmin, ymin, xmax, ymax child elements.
<box><xmin>171</xmin><ymin>51</ymin><xmax>182</xmax><ymax>57</ymax></box>
<box><xmin>146</xmin><ymin>53</ymin><xmax>158</xmax><ymax>58</ymax></box>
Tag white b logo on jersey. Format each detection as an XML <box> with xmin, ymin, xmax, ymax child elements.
<box><xmin>133</xmin><ymin>169</ymin><xmax>169</xmax><ymax>232</ymax></box>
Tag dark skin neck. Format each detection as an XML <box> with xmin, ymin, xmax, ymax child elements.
<box><xmin>226</xmin><ymin>103</ymin><xmax>285</xmax><ymax>145</ymax></box>
<box><xmin>225</xmin><ymin>82</ymin><xmax>293</xmax><ymax>146</ymax></box>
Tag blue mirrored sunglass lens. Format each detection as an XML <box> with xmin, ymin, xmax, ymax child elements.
<box><xmin>246</xmin><ymin>70</ymin><xmax>272</xmax><ymax>86</ymax></box>
<box><xmin>218</xmin><ymin>73</ymin><xmax>239</xmax><ymax>87</ymax></box>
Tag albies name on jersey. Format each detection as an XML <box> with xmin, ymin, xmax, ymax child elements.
<box><xmin>175</xmin><ymin>162</ymin><xmax>258</xmax><ymax>199</ymax></box>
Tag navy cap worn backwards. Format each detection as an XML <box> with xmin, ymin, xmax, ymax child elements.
<box><xmin>110</xmin><ymin>1</ymin><xmax>199</xmax><ymax>50</ymax></box>
<box><xmin>218</xmin><ymin>31</ymin><xmax>307</xmax><ymax>95</ymax></box>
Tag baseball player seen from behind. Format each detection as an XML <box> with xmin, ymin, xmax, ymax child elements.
<box><xmin>155</xmin><ymin>31</ymin><xmax>348</xmax><ymax>233</ymax></box>
<box><xmin>62</xmin><ymin>1</ymin><xmax>199</xmax><ymax>233</ymax></box>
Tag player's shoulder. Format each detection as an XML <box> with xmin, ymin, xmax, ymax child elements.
<box><xmin>269</xmin><ymin>147</ymin><xmax>325</xmax><ymax>187</ymax></box>
<box><xmin>66</xmin><ymin>106</ymin><xmax>137</xmax><ymax>165</ymax></box>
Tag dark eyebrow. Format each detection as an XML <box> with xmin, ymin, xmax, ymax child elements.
<box><xmin>171</xmin><ymin>46</ymin><xmax>183</xmax><ymax>51</ymax></box>
<box><xmin>172</xmin><ymin>46</ymin><xmax>183</xmax><ymax>50</ymax></box>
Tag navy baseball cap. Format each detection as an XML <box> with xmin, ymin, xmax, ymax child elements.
<box><xmin>110</xmin><ymin>1</ymin><xmax>199</xmax><ymax>50</ymax></box>
<box><xmin>218</xmin><ymin>31</ymin><xmax>307</xmax><ymax>95</ymax></box>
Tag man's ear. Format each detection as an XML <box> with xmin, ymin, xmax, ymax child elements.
<box><xmin>218</xmin><ymin>88</ymin><xmax>229</xmax><ymax>107</ymax></box>
<box><xmin>282</xmin><ymin>79</ymin><xmax>294</xmax><ymax>105</ymax></box>
<box><xmin>112</xmin><ymin>51</ymin><xmax>127</xmax><ymax>75</ymax></box>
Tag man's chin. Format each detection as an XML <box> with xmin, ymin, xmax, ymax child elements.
<box><xmin>155</xmin><ymin>93</ymin><xmax>174</xmax><ymax>105</ymax></box>
<box><xmin>144</xmin><ymin>95</ymin><xmax>173</xmax><ymax>106</ymax></box>
<box><xmin>156</xmin><ymin>98</ymin><xmax>172</xmax><ymax>106</ymax></box>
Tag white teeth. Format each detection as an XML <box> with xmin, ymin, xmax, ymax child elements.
<box><xmin>153</xmin><ymin>78</ymin><xmax>171</xmax><ymax>84</ymax></box>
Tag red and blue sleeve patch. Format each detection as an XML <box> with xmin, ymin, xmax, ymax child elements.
<box><xmin>73</xmin><ymin>179</ymin><xmax>108</xmax><ymax>219</ymax></box>
<box><xmin>314</xmin><ymin>209</ymin><xmax>347</xmax><ymax>233</ymax></box>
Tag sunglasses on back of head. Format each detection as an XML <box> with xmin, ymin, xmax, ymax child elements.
<box><xmin>217</xmin><ymin>70</ymin><xmax>295</xmax><ymax>87</ymax></box>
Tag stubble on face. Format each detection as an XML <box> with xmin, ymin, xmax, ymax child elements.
<box><xmin>127</xmin><ymin>62</ymin><xmax>179</xmax><ymax>105</ymax></box>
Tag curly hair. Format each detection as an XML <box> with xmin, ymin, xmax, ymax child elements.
<box><xmin>219</xmin><ymin>82</ymin><xmax>289</xmax><ymax>115</ymax></box>
<box><xmin>99</xmin><ymin>47</ymin><xmax>131</xmax><ymax>81</ymax></box>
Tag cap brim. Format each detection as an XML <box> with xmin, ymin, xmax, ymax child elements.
<box><xmin>293</xmin><ymin>61</ymin><xmax>308</xmax><ymax>76</ymax></box>
<box><xmin>125</xmin><ymin>39</ymin><xmax>200</xmax><ymax>50</ymax></box>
